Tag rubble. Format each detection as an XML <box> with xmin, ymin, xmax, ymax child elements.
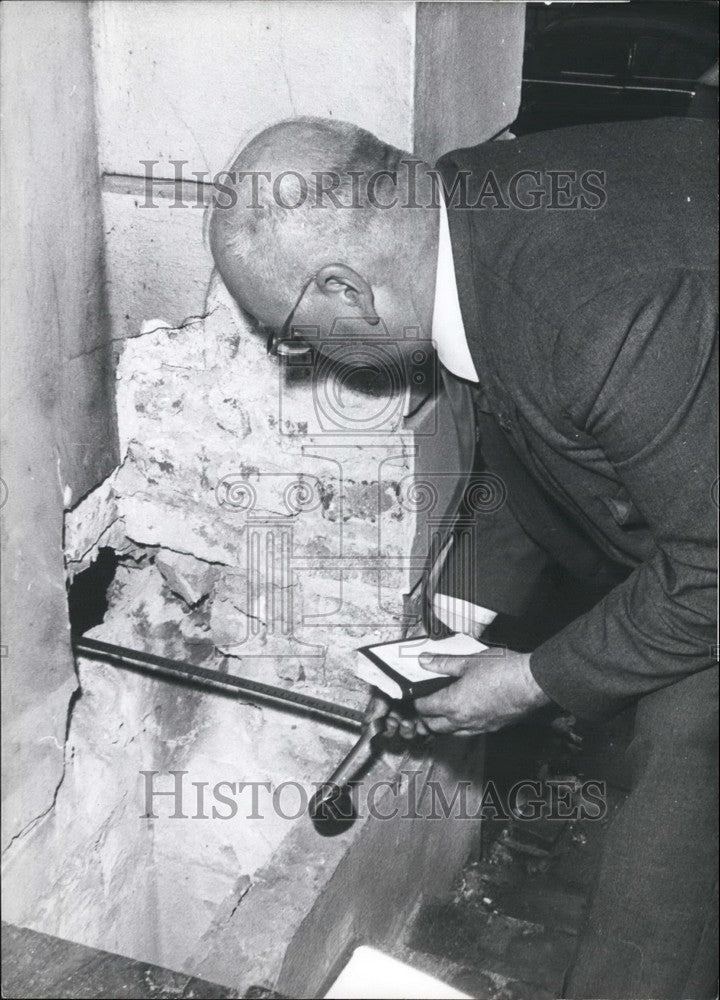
<box><xmin>67</xmin><ymin>274</ymin><xmax>418</xmax><ymax>703</ymax></box>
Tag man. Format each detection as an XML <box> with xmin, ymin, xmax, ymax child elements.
<box><xmin>209</xmin><ymin>116</ymin><xmax>717</xmax><ymax>998</ymax></box>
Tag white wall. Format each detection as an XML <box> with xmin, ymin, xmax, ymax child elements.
<box><xmin>92</xmin><ymin>0</ymin><xmax>417</xmax><ymax>179</ymax></box>
<box><xmin>416</xmin><ymin>2</ymin><xmax>525</xmax><ymax>164</ymax></box>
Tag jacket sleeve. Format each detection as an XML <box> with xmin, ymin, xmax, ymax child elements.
<box><xmin>530</xmin><ymin>271</ymin><xmax>718</xmax><ymax>721</ymax></box>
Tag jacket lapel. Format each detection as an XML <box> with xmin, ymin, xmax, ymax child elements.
<box><xmin>436</xmin><ymin>155</ymin><xmax>608</xmax><ymax>582</ymax></box>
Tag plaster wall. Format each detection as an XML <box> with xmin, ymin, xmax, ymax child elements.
<box><xmin>415</xmin><ymin>2</ymin><xmax>526</xmax><ymax>164</ymax></box>
<box><xmin>91</xmin><ymin>0</ymin><xmax>417</xmax><ymax>180</ymax></box>
<box><xmin>0</xmin><ymin>0</ymin><xmax>118</xmax><ymax>856</ymax></box>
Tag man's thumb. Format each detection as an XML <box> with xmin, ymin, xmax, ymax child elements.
<box><xmin>419</xmin><ymin>653</ymin><xmax>468</xmax><ymax>677</ymax></box>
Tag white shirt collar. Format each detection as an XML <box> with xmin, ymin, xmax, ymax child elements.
<box><xmin>431</xmin><ymin>196</ymin><xmax>479</xmax><ymax>383</ymax></box>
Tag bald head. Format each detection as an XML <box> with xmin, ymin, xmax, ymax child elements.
<box><xmin>209</xmin><ymin>117</ymin><xmax>438</xmax><ymax>336</ymax></box>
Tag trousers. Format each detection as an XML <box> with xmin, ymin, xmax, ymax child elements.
<box><xmin>563</xmin><ymin>663</ymin><xmax>719</xmax><ymax>999</ymax></box>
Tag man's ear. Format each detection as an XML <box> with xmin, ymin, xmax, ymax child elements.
<box><xmin>314</xmin><ymin>264</ymin><xmax>380</xmax><ymax>326</ymax></box>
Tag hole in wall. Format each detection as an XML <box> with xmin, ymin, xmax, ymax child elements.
<box><xmin>67</xmin><ymin>546</ymin><xmax>119</xmax><ymax>634</ymax></box>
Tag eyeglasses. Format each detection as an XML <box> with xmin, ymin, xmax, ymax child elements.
<box><xmin>265</xmin><ymin>275</ymin><xmax>316</xmax><ymax>360</ymax></box>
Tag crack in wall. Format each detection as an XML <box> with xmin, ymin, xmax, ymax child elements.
<box><xmin>1</xmin><ymin>681</ymin><xmax>83</xmax><ymax>860</ymax></box>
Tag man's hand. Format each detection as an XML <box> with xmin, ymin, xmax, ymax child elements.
<box><xmin>363</xmin><ymin>688</ymin><xmax>430</xmax><ymax>739</ymax></box>
<box><xmin>363</xmin><ymin>617</ymin><xmax>431</xmax><ymax>740</ymax></box>
<box><xmin>414</xmin><ymin>648</ymin><xmax>550</xmax><ymax>735</ymax></box>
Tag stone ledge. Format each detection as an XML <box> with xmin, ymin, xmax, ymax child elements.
<box><xmin>190</xmin><ymin>737</ymin><xmax>485</xmax><ymax>996</ymax></box>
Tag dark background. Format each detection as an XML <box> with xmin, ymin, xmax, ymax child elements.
<box><xmin>513</xmin><ymin>0</ymin><xmax>718</xmax><ymax>134</ymax></box>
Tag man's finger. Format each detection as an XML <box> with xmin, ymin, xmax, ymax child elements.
<box><xmin>383</xmin><ymin>713</ymin><xmax>400</xmax><ymax>737</ymax></box>
<box><xmin>420</xmin><ymin>714</ymin><xmax>481</xmax><ymax>735</ymax></box>
<box><xmin>398</xmin><ymin>719</ymin><xmax>417</xmax><ymax>740</ymax></box>
<box><xmin>363</xmin><ymin>689</ymin><xmax>391</xmax><ymax>723</ymax></box>
<box><xmin>414</xmin><ymin>717</ymin><xmax>430</xmax><ymax>737</ymax></box>
<box><xmin>422</xmin><ymin>715</ymin><xmax>457</xmax><ymax>734</ymax></box>
<box><xmin>418</xmin><ymin>653</ymin><xmax>469</xmax><ymax>677</ymax></box>
<box><xmin>414</xmin><ymin>687</ymin><xmax>457</xmax><ymax>717</ymax></box>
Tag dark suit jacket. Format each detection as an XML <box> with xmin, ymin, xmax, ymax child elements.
<box><xmin>436</xmin><ymin>117</ymin><xmax>717</xmax><ymax>722</ymax></box>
